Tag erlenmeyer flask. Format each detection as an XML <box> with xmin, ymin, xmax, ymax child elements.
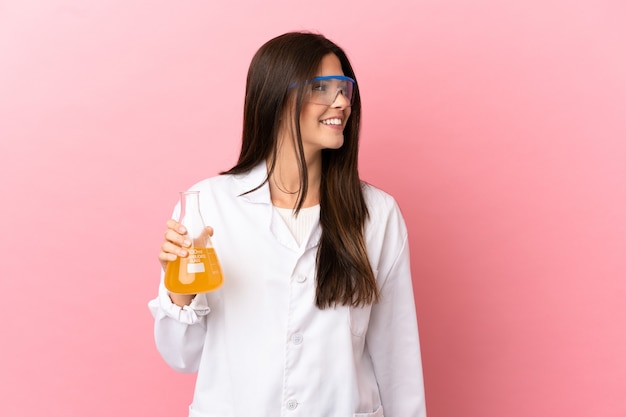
<box><xmin>164</xmin><ymin>191</ymin><xmax>223</xmax><ymax>294</ymax></box>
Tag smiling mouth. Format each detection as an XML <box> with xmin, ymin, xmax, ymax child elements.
<box><xmin>320</xmin><ymin>118</ymin><xmax>342</xmax><ymax>126</ymax></box>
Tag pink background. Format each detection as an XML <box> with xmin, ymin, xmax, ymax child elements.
<box><xmin>1</xmin><ymin>1</ymin><xmax>625</xmax><ymax>416</ymax></box>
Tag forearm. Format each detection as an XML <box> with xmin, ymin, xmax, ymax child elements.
<box><xmin>169</xmin><ymin>292</ymin><xmax>195</xmax><ymax>307</ymax></box>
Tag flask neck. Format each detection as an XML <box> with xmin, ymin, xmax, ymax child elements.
<box><xmin>180</xmin><ymin>191</ymin><xmax>201</xmax><ymax>216</ymax></box>
<box><xmin>179</xmin><ymin>191</ymin><xmax>206</xmax><ymax>239</ymax></box>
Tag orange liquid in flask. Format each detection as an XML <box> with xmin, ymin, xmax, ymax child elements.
<box><xmin>165</xmin><ymin>247</ymin><xmax>224</xmax><ymax>294</ymax></box>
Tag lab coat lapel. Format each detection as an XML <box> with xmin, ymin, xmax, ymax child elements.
<box><xmin>232</xmin><ymin>163</ymin><xmax>321</xmax><ymax>253</ymax></box>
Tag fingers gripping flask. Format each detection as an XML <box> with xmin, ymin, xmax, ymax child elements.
<box><xmin>164</xmin><ymin>191</ymin><xmax>224</xmax><ymax>294</ymax></box>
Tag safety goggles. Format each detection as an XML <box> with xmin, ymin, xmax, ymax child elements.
<box><xmin>301</xmin><ymin>75</ymin><xmax>356</xmax><ymax>106</ymax></box>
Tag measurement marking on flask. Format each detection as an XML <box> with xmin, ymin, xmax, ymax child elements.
<box><xmin>187</xmin><ymin>262</ymin><xmax>206</xmax><ymax>273</ymax></box>
<box><xmin>208</xmin><ymin>252</ymin><xmax>221</xmax><ymax>274</ymax></box>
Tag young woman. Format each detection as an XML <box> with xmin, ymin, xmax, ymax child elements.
<box><xmin>149</xmin><ymin>32</ymin><xmax>427</xmax><ymax>417</ymax></box>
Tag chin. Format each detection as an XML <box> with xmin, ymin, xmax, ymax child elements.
<box><xmin>324</xmin><ymin>139</ymin><xmax>344</xmax><ymax>150</ymax></box>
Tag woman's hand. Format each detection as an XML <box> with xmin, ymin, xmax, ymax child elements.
<box><xmin>159</xmin><ymin>219</ymin><xmax>190</xmax><ymax>271</ymax></box>
<box><xmin>158</xmin><ymin>219</ymin><xmax>215</xmax><ymax>270</ymax></box>
<box><xmin>158</xmin><ymin>219</ymin><xmax>214</xmax><ymax>307</ymax></box>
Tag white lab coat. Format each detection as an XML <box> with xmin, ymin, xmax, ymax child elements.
<box><xmin>148</xmin><ymin>163</ymin><xmax>427</xmax><ymax>417</ymax></box>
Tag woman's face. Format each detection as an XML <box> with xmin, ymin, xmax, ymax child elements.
<box><xmin>298</xmin><ymin>53</ymin><xmax>352</xmax><ymax>155</ymax></box>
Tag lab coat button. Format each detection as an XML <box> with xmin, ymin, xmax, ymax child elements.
<box><xmin>286</xmin><ymin>399</ymin><xmax>298</xmax><ymax>410</ymax></box>
<box><xmin>296</xmin><ymin>275</ymin><xmax>307</xmax><ymax>283</ymax></box>
<box><xmin>291</xmin><ymin>333</ymin><xmax>303</xmax><ymax>345</ymax></box>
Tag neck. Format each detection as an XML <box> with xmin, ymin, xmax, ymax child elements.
<box><xmin>268</xmin><ymin>144</ymin><xmax>321</xmax><ymax>209</ymax></box>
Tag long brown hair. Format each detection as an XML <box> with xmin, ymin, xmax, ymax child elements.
<box><xmin>222</xmin><ymin>32</ymin><xmax>378</xmax><ymax>308</ymax></box>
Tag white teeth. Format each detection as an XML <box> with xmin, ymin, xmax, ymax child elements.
<box><xmin>321</xmin><ymin>118</ymin><xmax>342</xmax><ymax>125</ymax></box>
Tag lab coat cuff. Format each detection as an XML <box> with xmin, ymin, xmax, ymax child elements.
<box><xmin>154</xmin><ymin>285</ymin><xmax>211</xmax><ymax>325</ymax></box>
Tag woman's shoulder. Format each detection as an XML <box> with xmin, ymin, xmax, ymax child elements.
<box><xmin>188</xmin><ymin>174</ymin><xmax>230</xmax><ymax>190</ymax></box>
<box><xmin>361</xmin><ymin>181</ymin><xmax>408</xmax><ymax>234</ymax></box>
<box><xmin>361</xmin><ymin>182</ymin><xmax>409</xmax><ymax>264</ymax></box>
<box><xmin>188</xmin><ymin>164</ymin><xmax>266</xmax><ymax>192</ymax></box>
<box><xmin>361</xmin><ymin>181</ymin><xmax>401</xmax><ymax>214</ymax></box>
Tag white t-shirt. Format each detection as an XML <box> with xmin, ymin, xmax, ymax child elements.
<box><xmin>274</xmin><ymin>204</ymin><xmax>320</xmax><ymax>246</ymax></box>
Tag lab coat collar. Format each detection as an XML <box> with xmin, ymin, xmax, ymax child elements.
<box><xmin>232</xmin><ymin>162</ymin><xmax>321</xmax><ymax>252</ymax></box>
<box><xmin>233</xmin><ymin>162</ymin><xmax>271</xmax><ymax>205</ymax></box>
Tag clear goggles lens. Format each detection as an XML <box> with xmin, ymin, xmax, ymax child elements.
<box><xmin>304</xmin><ymin>75</ymin><xmax>355</xmax><ymax>106</ymax></box>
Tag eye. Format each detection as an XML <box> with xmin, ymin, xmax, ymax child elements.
<box><xmin>311</xmin><ymin>80</ymin><xmax>328</xmax><ymax>92</ymax></box>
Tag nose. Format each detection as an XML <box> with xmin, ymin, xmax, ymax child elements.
<box><xmin>330</xmin><ymin>89</ymin><xmax>351</xmax><ymax>108</ymax></box>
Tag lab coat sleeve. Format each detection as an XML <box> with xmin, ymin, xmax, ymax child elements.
<box><xmin>366</xmin><ymin>213</ymin><xmax>427</xmax><ymax>417</ymax></box>
<box><xmin>148</xmin><ymin>277</ymin><xmax>210</xmax><ymax>373</ymax></box>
